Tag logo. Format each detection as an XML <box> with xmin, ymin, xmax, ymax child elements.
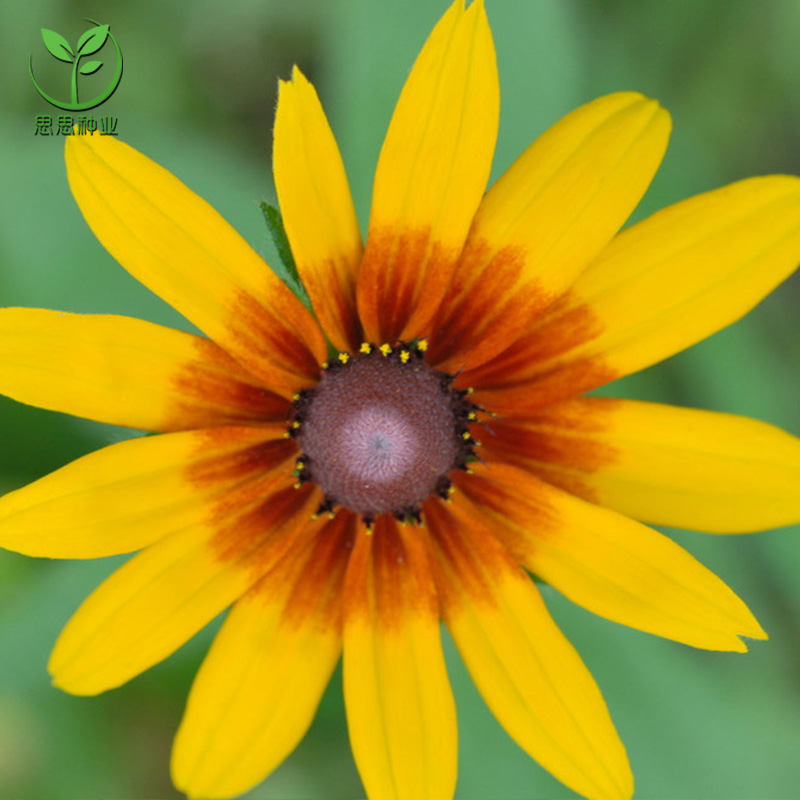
<box><xmin>29</xmin><ymin>19</ymin><xmax>123</xmax><ymax>111</ymax></box>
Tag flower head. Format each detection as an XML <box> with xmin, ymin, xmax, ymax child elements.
<box><xmin>2</xmin><ymin>1</ymin><xmax>800</xmax><ymax>798</ymax></box>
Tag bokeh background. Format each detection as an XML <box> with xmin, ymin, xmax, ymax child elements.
<box><xmin>1</xmin><ymin>0</ymin><xmax>800</xmax><ymax>797</ymax></box>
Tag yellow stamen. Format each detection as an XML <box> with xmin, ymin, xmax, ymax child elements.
<box><xmin>379</xmin><ymin>343</ymin><xmax>392</xmax><ymax>357</ymax></box>
<box><xmin>416</xmin><ymin>339</ymin><xmax>428</xmax><ymax>352</ymax></box>
<box><xmin>359</xmin><ymin>342</ymin><xmax>372</xmax><ymax>354</ymax></box>
<box><xmin>400</xmin><ymin>350</ymin><xmax>411</xmax><ymax>363</ymax></box>
<box><xmin>338</xmin><ymin>351</ymin><xmax>350</xmax><ymax>364</ymax></box>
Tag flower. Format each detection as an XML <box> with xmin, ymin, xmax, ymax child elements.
<box><xmin>2</xmin><ymin>1</ymin><xmax>800</xmax><ymax>798</ymax></box>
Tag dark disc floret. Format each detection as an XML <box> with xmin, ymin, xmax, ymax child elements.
<box><xmin>289</xmin><ymin>342</ymin><xmax>481</xmax><ymax>523</ymax></box>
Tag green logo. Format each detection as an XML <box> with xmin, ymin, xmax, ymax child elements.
<box><xmin>29</xmin><ymin>19</ymin><xmax>123</xmax><ymax>111</ymax></box>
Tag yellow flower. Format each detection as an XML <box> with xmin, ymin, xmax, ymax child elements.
<box><xmin>2</xmin><ymin>1</ymin><xmax>800</xmax><ymax>798</ymax></box>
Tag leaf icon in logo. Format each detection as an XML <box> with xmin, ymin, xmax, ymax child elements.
<box><xmin>80</xmin><ymin>60</ymin><xmax>103</xmax><ymax>75</ymax></box>
<box><xmin>41</xmin><ymin>29</ymin><xmax>74</xmax><ymax>63</ymax></box>
<box><xmin>77</xmin><ymin>24</ymin><xmax>109</xmax><ymax>56</ymax></box>
<box><xmin>30</xmin><ymin>18</ymin><xmax>122</xmax><ymax>111</ymax></box>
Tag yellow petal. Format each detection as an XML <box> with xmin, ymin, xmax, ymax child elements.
<box><xmin>173</xmin><ymin>513</ymin><xmax>355</xmax><ymax>800</ymax></box>
<box><xmin>467</xmin><ymin>176</ymin><xmax>800</xmax><ymax>412</ymax></box>
<box><xmin>0</xmin><ymin>308</ymin><xmax>288</xmax><ymax>431</ymax></box>
<box><xmin>425</xmin><ymin>499</ymin><xmax>632</xmax><ymax>800</ymax></box>
<box><xmin>274</xmin><ymin>66</ymin><xmax>363</xmax><ymax>352</ymax></box>
<box><xmin>65</xmin><ymin>133</ymin><xmax>327</xmax><ymax>396</ymax></box>
<box><xmin>457</xmin><ymin>462</ymin><xmax>767</xmax><ymax>651</ymax></box>
<box><xmin>484</xmin><ymin>397</ymin><xmax>800</xmax><ymax>533</ymax></box>
<box><xmin>356</xmin><ymin>0</ymin><xmax>499</xmax><ymax>344</ymax></box>
<box><xmin>0</xmin><ymin>424</ymin><xmax>293</xmax><ymax>559</ymax></box>
<box><xmin>429</xmin><ymin>92</ymin><xmax>671</xmax><ymax>371</ymax></box>
<box><xmin>343</xmin><ymin>518</ymin><xmax>457</xmax><ymax>800</ymax></box>
<box><xmin>49</xmin><ymin>479</ymin><xmax>320</xmax><ymax>695</ymax></box>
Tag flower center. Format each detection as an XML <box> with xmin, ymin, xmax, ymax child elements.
<box><xmin>291</xmin><ymin>343</ymin><xmax>479</xmax><ymax>523</ymax></box>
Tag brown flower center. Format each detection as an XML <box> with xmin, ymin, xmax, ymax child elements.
<box><xmin>291</xmin><ymin>344</ymin><xmax>479</xmax><ymax>523</ymax></box>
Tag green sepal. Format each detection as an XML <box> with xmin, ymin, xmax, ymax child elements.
<box><xmin>259</xmin><ymin>200</ymin><xmax>313</xmax><ymax>310</ymax></box>
<box><xmin>260</xmin><ymin>201</ymin><xmax>299</xmax><ymax>282</ymax></box>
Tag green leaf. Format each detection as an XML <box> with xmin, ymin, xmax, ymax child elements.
<box><xmin>41</xmin><ymin>28</ymin><xmax>74</xmax><ymax>63</ymax></box>
<box><xmin>79</xmin><ymin>60</ymin><xmax>102</xmax><ymax>75</ymax></box>
<box><xmin>76</xmin><ymin>24</ymin><xmax>109</xmax><ymax>56</ymax></box>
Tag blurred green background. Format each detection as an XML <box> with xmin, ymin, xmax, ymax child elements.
<box><xmin>1</xmin><ymin>0</ymin><xmax>800</xmax><ymax>797</ymax></box>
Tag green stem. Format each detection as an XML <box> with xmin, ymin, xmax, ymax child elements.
<box><xmin>71</xmin><ymin>56</ymin><xmax>80</xmax><ymax>105</ymax></box>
